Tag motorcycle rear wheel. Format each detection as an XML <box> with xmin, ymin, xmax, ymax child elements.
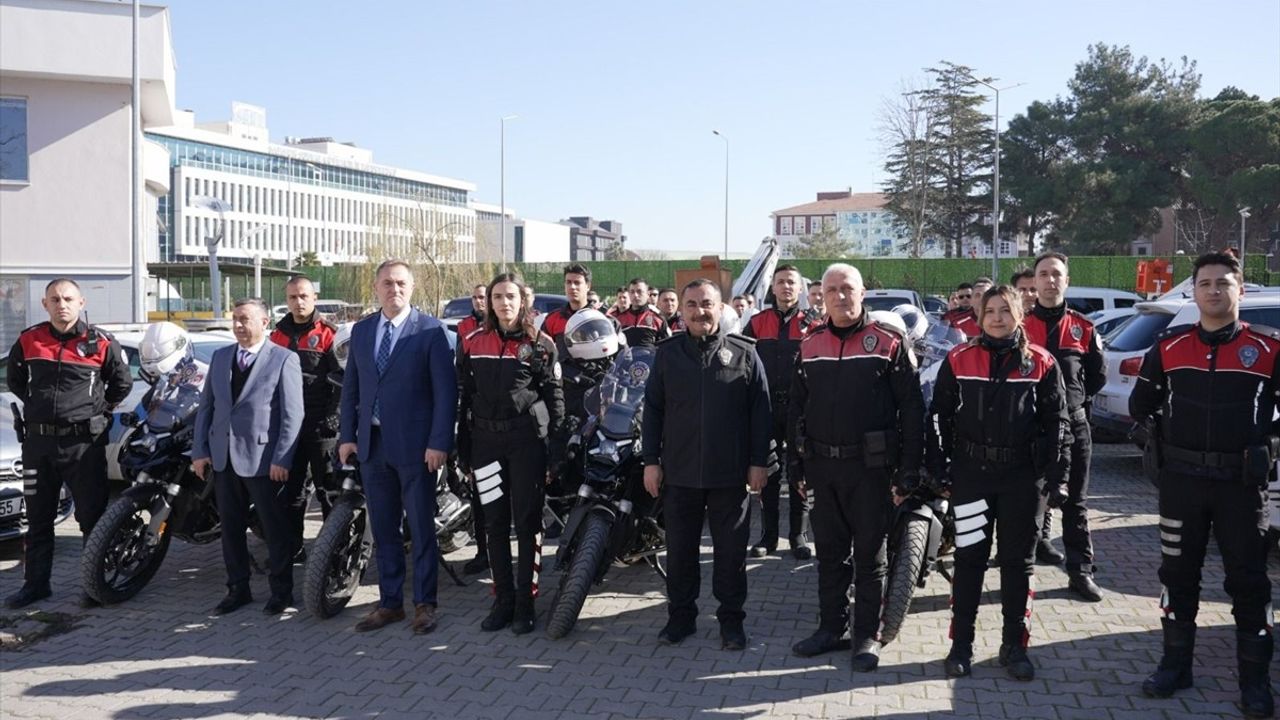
<box><xmin>545</xmin><ymin>511</ymin><xmax>611</xmax><ymax>639</ymax></box>
<box><xmin>304</xmin><ymin>496</ymin><xmax>372</xmax><ymax>619</ymax></box>
<box><xmin>878</xmin><ymin>515</ymin><xmax>930</xmax><ymax>645</ymax></box>
<box><xmin>81</xmin><ymin>490</ymin><xmax>173</xmax><ymax>605</ymax></box>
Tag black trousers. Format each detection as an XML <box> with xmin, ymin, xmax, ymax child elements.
<box><xmin>806</xmin><ymin>456</ymin><xmax>890</xmax><ymax>640</ymax></box>
<box><xmin>1042</xmin><ymin>411</ymin><xmax>1094</xmax><ymax>574</ymax></box>
<box><xmin>663</xmin><ymin>483</ymin><xmax>751</xmax><ymax>626</ymax></box>
<box><xmin>757</xmin><ymin>415</ymin><xmax>810</xmax><ymax>545</ymax></box>
<box><xmin>473</xmin><ymin>426</ymin><xmax>545</xmax><ymax>599</ymax></box>
<box><xmin>1157</xmin><ymin>469</ymin><xmax>1271</xmax><ymax>634</ymax></box>
<box><xmin>284</xmin><ymin>436</ymin><xmax>335</xmax><ymax>554</ymax></box>
<box><xmin>20</xmin><ymin>433</ymin><xmax>109</xmax><ymax>589</ymax></box>
<box><xmin>949</xmin><ymin>467</ymin><xmax>1044</xmax><ymax>648</ymax></box>
<box><xmin>216</xmin><ymin>470</ymin><xmax>294</xmax><ymax>599</ymax></box>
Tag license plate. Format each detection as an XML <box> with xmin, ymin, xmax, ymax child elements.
<box><xmin>0</xmin><ymin>496</ymin><xmax>23</xmax><ymax>519</ymax></box>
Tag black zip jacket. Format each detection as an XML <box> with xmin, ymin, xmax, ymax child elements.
<box><xmin>926</xmin><ymin>335</ymin><xmax>1071</xmax><ymax>482</ymax></box>
<box><xmin>269</xmin><ymin>311</ymin><xmax>340</xmax><ymax>435</ymax></box>
<box><xmin>787</xmin><ymin>316</ymin><xmax>925</xmax><ymax>474</ymax></box>
<box><xmin>617</xmin><ymin>306</ymin><xmax>671</xmax><ymax>348</ymax></box>
<box><xmin>642</xmin><ymin>329</ymin><xmax>771</xmax><ymax>488</ymax></box>
<box><xmin>1024</xmin><ymin>303</ymin><xmax>1105</xmax><ymax>412</ymax></box>
<box><xmin>742</xmin><ymin>304</ymin><xmax>811</xmax><ymax>408</ymax></box>
<box><xmin>8</xmin><ymin>320</ymin><xmax>133</xmax><ymax>424</ymax></box>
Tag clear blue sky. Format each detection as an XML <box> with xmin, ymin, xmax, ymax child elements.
<box><xmin>164</xmin><ymin>0</ymin><xmax>1279</xmax><ymax>256</ymax></box>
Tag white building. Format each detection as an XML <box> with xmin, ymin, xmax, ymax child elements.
<box><xmin>472</xmin><ymin>202</ymin><xmax>570</xmax><ymax>264</ymax></box>
<box><xmin>0</xmin><ymin>0</ymin><xmax>175</xmax><ymax>339</ymax></box>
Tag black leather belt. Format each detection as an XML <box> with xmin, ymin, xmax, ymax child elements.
<box><xmin>29</xmin><ymin>422</ymin><xmax>92</xmax><ymax>437</ymax></box>
<box><xmin>959</xmin><ymin>439</ymin><xmax>1030</xmax><ymax>464</ymax></box>
<box><xmin>1164</xmin><ymin>444</ymin><xmax>1243</xmax><ymax>469</ymax></box>
<box><xmin>473</xmin><ymin>415</ymin><xmax>535</xmax><ymax>433</ymax></box>
<box><xmin>806</xmin><ymin>439</ymin><xmax>862</xmax><ymax>460</ymax></box>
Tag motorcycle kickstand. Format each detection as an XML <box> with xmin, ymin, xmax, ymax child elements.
<box><xmin>646</xmin><ymin>555</ymin><xmax>667</xmax><ymax>580</ymax></box>
<box><xmin>440</xmin><ymin>556</ymin><xmax>468</xmax><ymax>587</ymax></box>
<box><xmin>936</xmin><ymin>559</ymin><xmax>952</xmax><ymax>583</ymax></box>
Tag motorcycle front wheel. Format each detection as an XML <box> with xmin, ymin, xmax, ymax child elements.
<box><xmin>545</xmin><ymin>511</ymin><xmax>612</xmax><ymax>640</ymax></box>
<box><xmin>303</xmin><ymin>494</ymin><xmax>373</xmax><ymax>619</ymax></box>
<box><xmin>81</xmin><ymin>489</ymin><xmax>173</xmax><ymax>605</ymax></box>
<box><xmin>878</xmin><ymin>515</ymin><xmax>930</xmax><ymax>645</ymax></box>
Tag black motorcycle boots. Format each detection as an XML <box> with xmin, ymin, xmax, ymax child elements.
<box><xmin>5</xmin><ymin>583</ymin><xmax>52</xmax><ymax>609</ymax></box>
<box><xmin>792</xmin><ymin>629</ymin><xmax>849</xmax><ymax>657</ymax></box>
<box><xmin>481</xmin><ymin>595</ymin><xmax>515</xmax><ymax>632</ymax></box>
<box><xmin>850</xmin><ymin>638</ymin><xmax>882</xmax><ymax>672</ymax></box>
<box><xmin>1237</xmin><ymin>630</ymin><xmax>1275</xmax><ymax>719</ymax></box>
<box><xmin>511</xmin><ymin>595</ymin><xmax>535</xmax><ymax>635</ymax></box>
<box><xmin>1142</xmin><ymin>619</ymin><xmax>1195</xmax><ymax>698</ymax></box>
<box><xmin>944</xmin><ymin>642</ymin><xmax>973</xmax><ymax>678</ymax></box>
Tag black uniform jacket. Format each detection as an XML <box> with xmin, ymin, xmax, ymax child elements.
<box><xmin>641</xmin><ymin>329</ymin><xmax>771</xmax><ymax>489</ymax></box>
<box><xmin>270</xmin><ymin>312</ymin><xmax>340</xmax><ymax>434</ymax></box>
<box><xmin>743</xmin><ymin>305</ymin><xmax>812</xmax><ymax>408</ymax></box>
<box><xmin>8</xmin><ymin>320</ymin><xmax>133</xmax><ymax>425</ymax></box>
<box><xmin>1024</xmin><ymin>304</ymin><xmax>1105</xmax><ymax>412</ymax></box>
<box><xmin>787</xmin><ymin>317</ymin><xmax>925</xmax><ymax>474</ymax></box>
<box><xmin>1129</xmin><ymin>322</ymin><xmax>1280</xmax><ymax>471</ymax></box>
<box><xmin>927</xmin><ymin>337</ymin><xmax>1071</xmax><ymax>481</ymax></box>
<box><xmin>616</xmin><ymin>306</ymin><xmax>671</xmax><ymax>348</ymax></box>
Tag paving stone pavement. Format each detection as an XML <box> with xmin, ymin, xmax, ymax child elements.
<box><xmin>1</xmin><ymin>443</ymin><xmax>1275</xmax><ymax>719</ymax></box>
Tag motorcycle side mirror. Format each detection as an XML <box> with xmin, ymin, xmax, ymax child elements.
<box><xmin>121</xmin><ymin>412</ymin><xmax>140</xmax><ymax>428</ymax></box>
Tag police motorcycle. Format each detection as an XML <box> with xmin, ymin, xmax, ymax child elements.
<box><xmin>303</xmin><ymin>323</ymin><xmax>474</xmax><ymax>619</ymax></box>
<box><xmin>878</xmin><ymin>307</ymin><xmax>964</xmax><ymax>645</ymax></box>
<box><xmin>545</xmin><ymin>343</ymin><xmax>664</xmax><ymax>639</ymax></box>
<box><xmin>81</xmin><ymin>323</ymin><xmax>218</xmax><ymax>605</ymax></box>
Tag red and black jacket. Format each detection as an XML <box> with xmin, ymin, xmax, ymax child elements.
<box><xmin>943</xmin><ymin>307</ymin><xmax>980</xmax><ymax>339</ymax></box>
<box><xmin>457</xmin><ymin>326</ymin><xmax>565</xmax><ymax>466</ymax></box>
<box><xmin>927</xmin><ymin>337</ymin><xmax>1070</xmax><ymax>479</ymax></box>
<box><xmin>270</xmin><ymin>312</ymin><xmax>340</xmax><ymax>435</ymax></box>
<box><xmin>667</xmin><ymin>314</ymin><xmax>686</xmax><ymax>334</ymax></box>
<box><xmin>1024</xmin><ymin>303</ymin><xmax>1105</xmax><ymax>413</ymax></box>
<box><xmin>455</xmin><ymin>312</ymin><xmax>483</xmax><ymax>340</ymax></box>
<box><xmin>539</xmin><ymin>304</ymin><xmax>579</xmax><ymax>345</ymax></box>
<box><xmin>787</xmin><ymin>317</ymin><xmax>924</xmax><ymax>474</ymax></box>
<box><xmin>7</xmin><ymin>320</ymin><xmax>133</xmax><ymax>425</ymax></box>
<box><xmin>743</xmin><ymin>305</ymin><xmax>811</xmax><ymax>410</ymax></box>
<box><xmin>616</xmin><ymin>306</ymin><xmax>670</xmax><ymax>348</ymax></box>
<box><xmin>1129</xmin><ymin>322</ymin><xmax>1280</xmax><ymax>473</ymax></box>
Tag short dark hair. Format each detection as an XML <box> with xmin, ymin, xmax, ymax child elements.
<box><xmin>473</xmin><ymin>283</ymin><xmax>487</xmax><ymax>292</ymax></box>
<box><xmin>628</xmin><ymin>277</ymin><xmax>648</xmax><ymax>288</ymax></box>
<box><xmin>233</xmin><ymin>297</ymin><xmax>271</xmax><ymax>317</ymax></box>
<box><xmin>658</xmin><ymin>287</ymin><xmax>677</xmax><ymax>296</ymax></box>
<box><xmin>683</xmin><ymin>278</ymin><xmax>721</xmax><ymax>299</ymax></box>
<box><xmin>563</xmin><ymin>263</ymin><xmax>591</xmax><ymax>285</ymax></box>
<box><xmin>973</xmin><ymin>276</ymin><xmax>993</xmax><ymax>286</ymax></box>
<box><xmin>1010</xmin><ymin>268</ymin><xmax>1035</xmax><ymax>285</ymax></box>
<box><xmin>956</xmin><ymin>282</ymin><xmax>974</xmax><ymax>291</ymax></box>
<box><xmin>1033</xmin><ymin>252</ymin><xmax>1069</xmax><ymax>272</ymax></box>
<box><xmin>286</xmin><ymin>274</ymin><xmax>314</xmax><ymax>288</ymax></box>
<box><xmin>808</xmin><ymin>280</ymin><xmax>821</xmax><ymax>290</ymax></box>
<box><xmin>375</xmin><ymin>259</ymin><xmax>414</xmax><ymax>279</ymax></box>
<box><xmin>731</xmin><ymin>294</ymin><xmax>746</xmax><ymax>302</ymax></box>
<box><xmin>44</xmin><ymin>278</ymin><xmax>81</xmax><ymax>293</ymax></box>
<box><xmin>1192</xmin><ymin>251</ymin><xmax>1243</xmax><ymax>283</ymax></box>
<box><xmin>773</xmin><ymin>264</ymin><xmax>801</xmax><ymax>278</ymax></box>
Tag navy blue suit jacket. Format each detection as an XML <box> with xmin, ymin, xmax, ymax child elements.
<box><xmin>339</xmin><ymin>308</ymin><xmax>458</xmax><ymax>465</ymax></box>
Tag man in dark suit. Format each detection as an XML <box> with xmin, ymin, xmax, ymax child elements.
<box><xmin>193</xmin><ymin>298</ymin><xmax>304</xmax><ymax>615</ymax></box>
<box><xmin>339</xmin><ymin>260</ymin><xmax>457</xmax><ymax>634</ymax></box>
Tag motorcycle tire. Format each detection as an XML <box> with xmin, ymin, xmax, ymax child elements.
<box><xmin>304</xmin><ymin>496</ymin><xmax>373</xmax><ymax>619</ymax></box>
<box><xmin>545</xmin><ymin>511</ymin><xmax>611</xmax><ymax>640</ymax></box>
<box><xmin>81</xmin><ymin>490</ymin><xmax>173</xmax><ymax>605</ymax></box>
<box><xmin>878</xmin><ymin>515</ymin><xmax>930</xmax><ymax>646</ymax></box>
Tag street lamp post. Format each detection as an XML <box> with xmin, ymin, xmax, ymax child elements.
<box><xmin>191</xmin><ymin>195</ymin><xmax>232</xmax><ymax>318</ymax></box>
<box><xmin>713</xmin><ymin>130</ymin><xmax>729</xmax><ymax>260</ymax></box>
<box><xmin>965</xmin><ymin>73</ymin><xmax>1024</xmax><ymax>277</ymax></box>
<box><xmin>1240</xmin><ymin>206</ymin><xmax>1252</xmax><ymax>274</ymax></box>
<box><xmin>500</xmin><ymin>114</ymin><xmax>518</xmax><ymax>271</ymax></box>
<box><xmin>130</xmin><ymin>0</ymin><xmax>145</xmax><ymax>322</ymax></box>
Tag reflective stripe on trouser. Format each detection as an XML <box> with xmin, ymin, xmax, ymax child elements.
<box><xmin>20</xmin><ymin>434</ymin><xmax>109</xmax><ymax>588</ymax></box>
<box><xmin>473</xmin><ymin>426</ymin><xmax>546</xmax><ymax>599</ymax></box>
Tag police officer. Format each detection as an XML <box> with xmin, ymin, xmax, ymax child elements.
<box><xmin>5</xmin><ymin>278</ymin><xmax>133</xmax><ymax>608</ymax></box>
<box><xmin>656</xmin><ymin>288</ymin><xmax>684</xmax><ymax>333</ymax></box>
<box><xmin>743</xmin><ymin>264</ymin><xmax>813</xmax><ymax>560</ymax></box>
<box><xmin>928</xmin><ymin>285</ymin><xmax>1070</xmax><ymax>681</ymax></box>
<box><xmin>539</xmin><ymin>264</ymin><xmax>593</xmax><ymax>350</ymax></box>
<box><xmin>269</xmin><ymin>275</ymin><xmax>340</xmax><ymax>559</ymax></box>
<box><xmin>1130</xmin><ymin>252</ymin><xmax>1278</xmax><ymax>718</ymax></box>
<box><xmin>942</xmin><ymin>282</ymin><xmax>980</xmax><ymax>338</ymax></box>
<box><xmin>457</xmin><ymin>274</ymin><xmax>565</xmax><ymax>635</ymax></box>
<box><xmin>616</xmin><ymin>277</ymin><xmax>670</xmax><ymax>347</ymax></box>
<box><xmin>1010</xmin><ymin>269</ymin><xmax>1038</xmax><ymax>314</ymax></box>
<box><xmin>455</xmin><ymin>281</ymin><xmax>489</xmax><ymax>574</ymax></box>
<box><xmin>1023</xmin><ymin>253</ymin><xmax>1104</xmax><ymax>597</ymax></box>
<box><xmin>788</xmin><ymin>263</ymin><xmax>925</xmax><ymax>671</ymax></box>
<box><xmin>642</xmin><ymin>279</ymin><xmax>771</xmax><ymax>650</ymax></box>
<box><xmin>456</xmin><ymin>283</ymin><xmax>487</xmax><ymax>339</ymax></box>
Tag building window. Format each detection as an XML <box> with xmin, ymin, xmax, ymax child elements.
<box><xmin>780</xmin><ymin>216</ymin><xmax>793</xmax><ymax>235</ymax></box>
<box><xmin>0</xmin><ymin>97</ymin><xmax>30</xmax><ymax>181</ymax></box>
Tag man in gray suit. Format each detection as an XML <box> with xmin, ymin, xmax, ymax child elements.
<box><xmin>193</xmin><ymin>298</ymin><xmax>304</xmax><ymax>615</ymax></box>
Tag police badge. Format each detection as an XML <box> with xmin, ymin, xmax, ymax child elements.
<box><xmin>517</xmin><ymin>343</ymin><xmax>534</xmax><ymax>362</ymax></box>
<box><xmin>1239</xmin><ymin>344</ymin><xmax>1260</xmax><ymax>369</ymax></box>
<box><xmin>718</xmin><ymin>347</ymin><xmax>733</xmax><ymax>366</ymax></box>
<box><xmin>1070</xmin><ymin>325</ymin><xmax>1083</xmax><ymax>341</ymax></box>
<box><xmin>308</xmin><ymin>335</ymin><xmax>320</xmax><ymax>348</ymax></box>
<box><xmin>1020</xmin><ymin>357</ymin><xmax>1034</xmax><ymax>377</ymax></box>
<box><xmin>862</xmin><ymin>334</ymin><xmax>878</xmax><ymax>353</ymax></box>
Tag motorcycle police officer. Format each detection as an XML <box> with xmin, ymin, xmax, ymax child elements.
<box><xmin>269</xmin><ymin>275</ymin><xmax>340</xmax><ymax>559</ymax></box>
<box><xmin>928</xmin><ymin>285</ymin><xmax>1071</xmax><ymax>681</ymax></box>
<box><xmin>5</xmin><ymin>278</ymin><xmax>133</xmax><ymax>608</ymax></box>
<box><xmin>455</xmin><ymin>282</ymin><xmax>489</xmax><ymax>574</ymax></box>
<box><xmin>742</xmin><ymin>264</ymin><xmax>813</xmax><ymax>559</ymax></box>
<box><xmin>457</xmin><ymin>274</ymin><xmax>565</xmax><ymax>635</ymax></box>
<box><xmin>456</xmin><ymin>283</ymin><xmax>487</xmax><ymax>339</ymax></box>
<box><xmin>1129</xmin><ymin>252</ymin><xmax>1279</xmax><ymax>718</ymax></box>
<box><xmin>615</xmin><ymin>277</ymin><xmax>670</xmax><ymax>348</ymax></box>
<box><xmin>788</xmin><ymin>263</ymin><xmax>925</xmax><ymax>671</ymax></box>
<box><xmin>1023</xmin><ymin>253</ymin><xmax>1104</xmax><ymax>598</ymax></box>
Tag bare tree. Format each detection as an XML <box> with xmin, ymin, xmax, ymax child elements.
<box><xmin>880</xmin><ymin>79</ymin><xmax>940</xmax><ymax>258</ymax></box>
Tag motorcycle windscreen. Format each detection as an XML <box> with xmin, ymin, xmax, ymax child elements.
<box><xmin>145</xmin><ymin>367</ymin><xmax>204</xmax><ymax>433</ymax></box>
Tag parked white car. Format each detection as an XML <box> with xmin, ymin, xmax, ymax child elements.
<box><xmin>1087</xmin><ymin>307</ymin><xmax>1137</xmax><ymax>340</ymax></box>
<box><xmin>863</xmin><ymin>289</ymin><xmax>925</xmax><ymax>313</ymax></box>
<box><xmin>1064</xmin><ymin>287</ymin><xmax>1143</xmax><ymax>314</ymax></box>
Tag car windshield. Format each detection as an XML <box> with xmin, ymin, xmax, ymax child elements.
<box><xmin>595</xmin><ymin>346</ymin><xmax>656</xmax><ymax>437</ymax></box>
<box><xmin>191</xmin><ymin>340</ymin><xmax>231</xmax><ymax>364</ymax></box>
<box><xmin>1105</xmin><ymin>311</ymin><xmax>1175</xmax><ymax>352</ymax></box>
<box><xmin>144</xmin><ymin>366</ymin><xmax>204</xmax><ymax>433</ymax></box>
<box><xmin>864</xmin><ymin>296</ymin><xmax>913</xmax><ymax>313</ymax></box>
<box><xmin>442</xmin><ymin>298</ymin><xmax>473</xmax><ymax>318</ymax></box>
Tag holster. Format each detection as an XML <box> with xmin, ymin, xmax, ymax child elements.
<box><xmin>862</xmin><ymin>430</ymin><xmax>899</xmax><ymax>469</ymax></box>
<box><xmin>10</xmin><ymin>402</ymin><xmax>24</xmax><ymax>444</ymax></box>
<box><xmin>1244</xmin><ymin>436</ymin><xmax>1279</xmax><ymax>487</ymax></box>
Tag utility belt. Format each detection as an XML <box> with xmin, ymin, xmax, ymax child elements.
<box><xmin>803</xmin><ymin>429</ymin><xmax>897</xmax><ymax>468</ymax></box>
<box><xmin>472</xmin><ymin>414</ymin><xmax>536</xmax><ymax>434</ymax></box>
<box><xmin>958</xmin><ymin>439</ymin><xmax>1032</xmax><ymax>465</ymax></box>
<box><xmin>28</xmin><ymin>417</ymin><xmax>107</xmax><ymax>438</ymax></box>
<box><xmin>1162</xmin><ymin>444</ymin><xmax>1243</xmax><ymax>470</ymax></box>
<box><xmin>1161</xmin><ymin>438</ymin><xmax>1279</xmax><ymax>486</ymax></box>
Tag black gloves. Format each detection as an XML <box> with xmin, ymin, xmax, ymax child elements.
<box><xmin>1043</xmin><ymin>480</ymin><xmax>1068</xmax><ymax>509</ymax></box>
<box><xmin>894</xmin><ymin>470</ymin><xmax>922</xmax><ymax>497</ymax></box>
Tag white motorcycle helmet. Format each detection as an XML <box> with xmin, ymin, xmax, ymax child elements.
<box><xmin>333</xmin><ymin>322</ymin><xmax>353</xmax><ymax>371</ymax></box>
<box><xmin>890</xmin><ymin>303</ymin><xmax>930</xmax><ymax>345</ymax></box>
<box><xmin>564</xmin><ymin>309</ymin><xmax>624</xmax><ymax>361</ymax></box>
<box><xmin>868</xmin><ymin>309</ymin><xmax>908</xmax><ymax>335</ymax></box>
<box><xmin>139</xmin><ymin>322</ymin><xmax>192</xmax><ymax>379</ymax></box>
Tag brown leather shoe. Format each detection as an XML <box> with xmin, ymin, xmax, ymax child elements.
<box><xmin>411</xmin><ymin>604</ymin><xmax>438</xmax><ymax>635</ymax></box>
<box><xmin>354</xmin><ymin>606</ymin><xmax>405</xmax><ymax>632</ymax></box>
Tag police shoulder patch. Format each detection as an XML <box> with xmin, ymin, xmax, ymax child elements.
<box><xmin>1246</xmin><ymin>323</ymin><xmax>1280</xmax><ymax>342</ymax></box>
<box><xmin>1070</xmin><ymin>324</ymin><xmax>1084</xmax><ymax>341</ymax></box>
<box><xmin>1239</xmin><ymin>344</ymin><xmax>1260</xmax><ymax>369</ymax></box>
<box><xmin>517</xmin><ymin>343</ymin><xmax>534</xmax><ymax>362</ymax></box>
<box><xmin>862</xmin><ymin>333</ymin><xmax>878</xmax><ymax>353</ymax></box>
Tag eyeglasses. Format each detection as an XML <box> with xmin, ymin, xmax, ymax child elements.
<box><xmin>957</xmin><ymin>294</ymin><xmax>972</xmax><ymax>299</ymax></box>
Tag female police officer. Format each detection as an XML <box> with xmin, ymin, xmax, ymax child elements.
<box><xmin>927</xmin><ymin>285</ymin><xmax>1070</xmax><ymax>681</ymax></box>
<box><xmin>457</xmin><ymin>274</ymin><xmax>565</xmax><ymax>635</ymax></box>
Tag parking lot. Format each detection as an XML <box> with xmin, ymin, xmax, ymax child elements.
<box><xmin>0</xmin><ymin>442</ymin><xmax>1271</xmax><ymax>719</ymax></box>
